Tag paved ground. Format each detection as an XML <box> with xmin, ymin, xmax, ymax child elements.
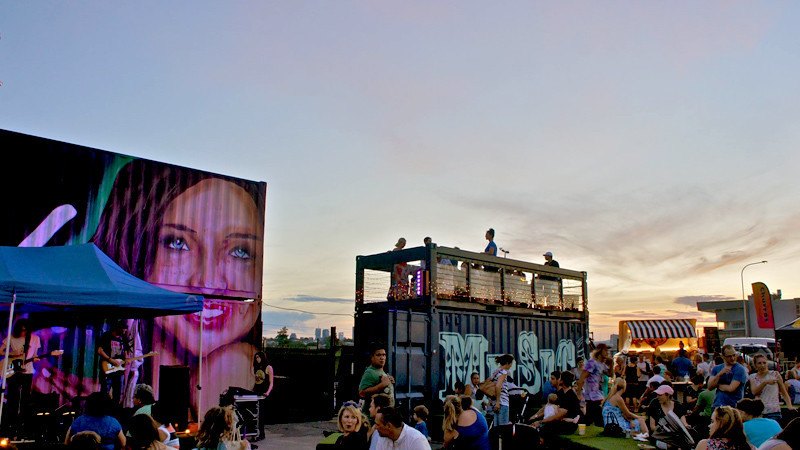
<box><xmin>254</xmin><ymin>420</ymin><xmax>338</xmax><ymax>449</ymax></box>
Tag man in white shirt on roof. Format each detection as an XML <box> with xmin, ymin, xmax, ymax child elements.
<box><xmin>374</xmin><ymin>406</ymin><xmax>431</xmax><ymax>450</ymax></box>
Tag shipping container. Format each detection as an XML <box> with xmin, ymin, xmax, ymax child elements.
<box><xmin>354</xmin><ymin>244</ymin><xmax>589</xmax><ymax>417</ymax></box>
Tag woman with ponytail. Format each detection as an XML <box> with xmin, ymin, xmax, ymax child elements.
<box><xmin>442</xmin><ymin>396</ymin><xmax>489</xmax><ymax>450</ymax></box>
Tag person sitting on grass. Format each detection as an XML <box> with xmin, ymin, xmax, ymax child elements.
<box><xmin>640</xmin><ymin>380</ymin><xmax>662</xmax><ymax>410</ymax></box>
<box><xmin>757</xmin><ymin>417</ymin><xmax>800</xmax><ymax>450</ymax></box>
<box><xmin>127</xmin><ymin>414</ymin><xmax>171</xmax><ymax>450</ymax></box>
<box><xmin>543</xmin><ymin>393</ymin><xmax>559</xmax><ymax>420</ymax></box>
<box><xmin>603</xmin><ymin>378</ymin><xmax>649</xmax><ymax>438</ymax></box>
<box><xmin>64</xmin><ymin>392</ymin><xmax>125</xmax><ymax>450</ymax></box>
<box><xmin>194</xmin><ymin>406</ymin><xmax>250</xmax><ymax>450</ymax></box>
<box><xmin>687</xmin><ymin>379</ymin><xmax>716</xmax><ymax>439</ymax></box>
<box><xmin>442</xmin><ymin>396</ymin><xmax>489</xmax><ymax>450</ymax></box>
<box><xmin>736</xmin><ymin>398</ymin><xmax>781</xmax><ymax>449</ymax></box>
<box><xmin>68</xmin><ymin>431</ymin><xmax>102</xmax><ymax>450</ymax></box>
<box><xmin>685</xmin><ymin>374</ymin><xmax>705</xmax><ymax>410</ymax></box>
<box><xmin>694</xmin><ymin>405</ymin><xmax>753</xmax><ymax>450</ymax></box>
<box><xmin>530</xmin><ymin>371</ymin><xmax>581</xmax><ymax>440</ymax></box>
<box><xmin>647</xmin><ymin>385</ymin><xmax>694</xmax><ymax>450</ymax></box>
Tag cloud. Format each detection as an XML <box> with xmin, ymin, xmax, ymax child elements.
<box><xmin>261</xmin><ymin>310</ymin><xmax>315</xmax><ymax>324</ymax></box>
<box><xmin>437</xmin><ymin>182</ymin><xmax>800</xmax><ymax>290</ymax></box>
<box><xmin>674</xmin><ymin>295</ymin><xmax>737</xmax><ymax>307</ymax></box>
<box><xmin>283</xmin><ymin>294</ymin><xmax>352</xmax><ymax>304</ymax></box>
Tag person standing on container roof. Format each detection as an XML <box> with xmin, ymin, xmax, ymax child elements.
<box><xmin>389</xmin><ymin>238</ymin><xmax>408</xmax><ymax>300</ymax></box>
<box><xmin>543</xmin><ymin>251</ymin><xmax>559</xmax><ymax>268</ymax></box>
<box><xmin>483</xmin><ymin>229</ymin><xmax>497</xmax><ymax>256</ymax></box>
<box><xmin>359</xmin><ymin>344</ymin><xmax>395</xmax><ymax>419</ymax></box>
<box><xmin>420</xmin><ymin>237</ymin><xmax>432</xmax><ymax>270</ymax></box>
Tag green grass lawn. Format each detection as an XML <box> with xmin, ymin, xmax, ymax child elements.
<box><xmin>559</xmin><ymin>425</ymin><xmax>645</xmax><ymax>450</ymax></box>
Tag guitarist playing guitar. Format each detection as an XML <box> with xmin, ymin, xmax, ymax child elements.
<box><xmin>97</xmin><ymin>319</ymin><xmax>132</xmax><ymax>407</ymax></box>
<box><xmin>0</xmin><ymin>318</ymin><xmax>40</xmax><ymax>433</ymax></box>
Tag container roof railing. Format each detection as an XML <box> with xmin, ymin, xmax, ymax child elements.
<box><xmin>356</xmin><ymin>245</ymin><xmax>587</xmax><ymax>313</ymax></box>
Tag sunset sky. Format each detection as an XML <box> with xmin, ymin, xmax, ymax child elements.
<box><xmin>3</xmin><ymin>2</ymin><xmax>799</xmax><ymax>340</ymax></box>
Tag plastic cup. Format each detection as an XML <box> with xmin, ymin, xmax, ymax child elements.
<box><xmin>578</xmin><ymin>424</ymin><xmax>586</xmax><ymax>435</ymax></box>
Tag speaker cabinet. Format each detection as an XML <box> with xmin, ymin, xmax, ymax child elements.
<box><xmin>158</xmin><ymin>365</ymin><xmax>190</xmax><ymax>428</ymax></box>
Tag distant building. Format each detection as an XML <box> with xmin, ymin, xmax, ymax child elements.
<box><xmin>697</xmin><ymin>290</ymin><xmax>800</xmax><ymax>339</ymax></box>
<box><xmin>322</xmin><ymin>329</ymin><xmax>330</xmax><ymax>340</ymax></box>
<box><xmin>338</xmin><ymin>332</ymin><xmax>345</xmax><ymax>340</ymax></box>
<box><xmin>609</xmin><ymin>334</ymin><xmax>619</xmax><ymax>350</ymax></box>
<box><xmin>290</xmin><ymin>333</ymin><xmax>297</xmax><ymax>340</ymax></box>
<box><xmin>315</xmin><ymin>328</ymin><xmax>322</xmax><ymax>340</ymax></box>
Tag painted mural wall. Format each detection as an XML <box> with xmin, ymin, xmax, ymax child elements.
<box><xmin>1</xmin><ymin>130</ymin><xmax>266</xmax><ymax>418</ymax></box>
<box><xmin>438</xmin><ymin>330</ymin><xmax>585</xmax><ymax>399</ymax></box>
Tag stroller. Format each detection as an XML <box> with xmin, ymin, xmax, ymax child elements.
<box><xmin>489</xmin><ymin>388</ymin><xmax>541</xmax><ymax>450</ymax></box>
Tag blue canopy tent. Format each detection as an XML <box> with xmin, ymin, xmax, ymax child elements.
<box><xmin>0</xmin><ymin>243</ymin><xmax>202</xmax><ymax>316</ymax></box>
<box><xmin>0</xmin><ymin>243</ymin><xmax>205</xmax><ymax>424</ymax></box>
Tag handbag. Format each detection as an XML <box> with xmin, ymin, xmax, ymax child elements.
<box><xmin>480</xmin><ymin>370</ymin><xmax>501</xmax><ymax>398</ymax></box>
<box><xmin>601</xmin><ymin>412</ymin><xmax>626</xmax><ymax>438</ymax></box>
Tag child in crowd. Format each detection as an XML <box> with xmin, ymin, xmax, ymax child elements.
<box><xmin>543</xmin><ymin>393</ymin><xmax>559</xmax><ymax>420</ymax></box>
<box><xmin>412</xmin><ymin>405</ymin><xmax>430</xmax><ymax>441</ymax></box>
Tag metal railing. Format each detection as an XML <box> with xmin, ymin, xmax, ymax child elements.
<box><xmin>356</xmin><ymin>245</ymin><xmax>587</xmax><ymax>313</ymax></box>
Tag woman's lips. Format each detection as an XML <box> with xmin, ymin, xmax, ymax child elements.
<box><xmin>185</xmin><ymin>301</ymin><xmax>231</xmax><ymax>329</ymax></box>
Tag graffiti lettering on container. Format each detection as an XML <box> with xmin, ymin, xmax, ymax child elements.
<box><xmin>439</xmin><ymin>331</ymin><xmax>581</xmax><ymax>400</ymax></box>
<box><xmin>439</xmin><ymin>332</ymin><xmax>488</xmax><ymax>399</ymax></box>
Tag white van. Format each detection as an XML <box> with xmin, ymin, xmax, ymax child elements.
<box><xmin>723</xmin><ymin>337</ymin><xmax>775</xmax><ymax>349</ymax></box>
<box><xmin>723</xmin><ymin>337</ymin><xmax>776</xmax><ymax>361</ymax></box>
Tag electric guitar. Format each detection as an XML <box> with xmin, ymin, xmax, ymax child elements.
<box><xmin>101</xmin><ymin>352</ymin><xmax>158</xmax><ymax>375</ymax></box>
<box><xmin>3</xmin><ymin>350</ymin><xmax>64</xmax><ymax>378</ymax></box>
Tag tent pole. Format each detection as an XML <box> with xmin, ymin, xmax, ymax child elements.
<box><xmin>197</xmin><ymin>305</ymin><xmax>204</xmax><ymax>423</ymax></box>
<box><xmin>0</xmin><ymin>290</ymin><xmax>18</xmax><ymax>427</ymax></box>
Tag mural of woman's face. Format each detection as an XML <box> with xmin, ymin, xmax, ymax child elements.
<box><xmin>150</xmin><ymin>178</ymin><xmax>262</xmax><ymax>297</ymax></box>
<box><xmin>150</xmin><ymin>178</ymin><xmax>263</xmax><ymax>355</ymax></box>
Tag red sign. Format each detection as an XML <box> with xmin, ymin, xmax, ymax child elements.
<box><xmin>752</xmin><ymin>282</ymin><xmax>775</xmax><ymax>329</ymax></box>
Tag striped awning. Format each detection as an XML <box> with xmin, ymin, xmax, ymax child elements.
<box><xmin>625</xmin><ymin>319</ymin><xmax>697</xmax><ymax>340</ymax></box>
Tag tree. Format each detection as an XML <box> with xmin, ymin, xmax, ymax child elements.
<box><xmin>276</xmin><ymin>326</ymin><xmax>289</xmax><ymax>347</ymax></box>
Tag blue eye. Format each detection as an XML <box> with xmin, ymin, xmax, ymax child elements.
<box><xmin>230</xmin><ymin>247</ymin><xmax>252</xmax><ymax>259</ymax></box>
<box><xmin>164</xmin><ymin>237</ymin><xmax>190</xmax><ymax>251</ymax></box>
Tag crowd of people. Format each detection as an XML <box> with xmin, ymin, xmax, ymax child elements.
<box><xmin>567</xmin><ymin>343</ymin><xmax>799</xmax><ymax>449</ymax></box>
<box><xmin>526</xmin><ymin>343</ymin><xmax>800</xmax><ymax>449</ymax></box>
<box><xmin>57</xmin><ymin>387</ymin><xmax>252</xmax><ymax>450</ymax></box>
<box><xmin>344</xmin><ymin>341</ymin><xmax>800</xmax><ymax>450</ymax></box>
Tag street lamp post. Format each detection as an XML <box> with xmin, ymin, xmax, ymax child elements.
<box><xmin>740</xmin><ymin>260</ymin><xmax>767</xmax><ymax>337</ymax></box>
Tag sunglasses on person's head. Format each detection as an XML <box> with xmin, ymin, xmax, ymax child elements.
<box><xmin>342</xmin><ymin>401</ymin><xmax>359</xmax><ymax>408</ymax></box>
